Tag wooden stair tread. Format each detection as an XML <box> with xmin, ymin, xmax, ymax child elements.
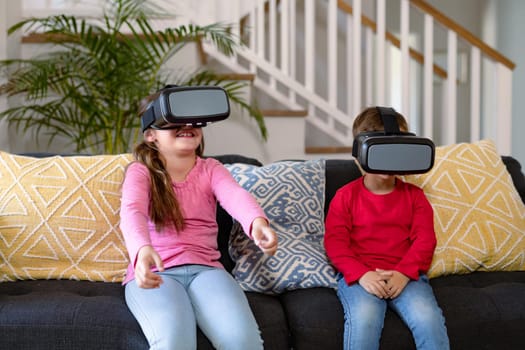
<box><xmin>261</xmin><ymin>109</ymin><xmax>308</xmax><ymax>117</ymax></box>
<box><xmin>305</xmin><ymin>146</ymin><xmax>353</xmax><ymax>154</ymax></box>
<box><xmin>215</xmin><ymin>73</ymin><xmax>255</xmax><ymax>81</ymax></box>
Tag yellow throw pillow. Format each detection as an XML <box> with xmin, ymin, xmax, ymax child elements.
<box><xmin>0</xmin><ymin>152</ymin><xmax>133</xmax><ymax>282</ymax></box>
<box><xmin>402</xmin><ymin>140</ymin><xmax>525</xmax><ymax>278</ymax></box>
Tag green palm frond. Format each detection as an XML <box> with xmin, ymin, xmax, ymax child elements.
<box><xmin>0</xmin><ymin>0</ymin><xmax>266</xmax><ymax>154</ymax></box>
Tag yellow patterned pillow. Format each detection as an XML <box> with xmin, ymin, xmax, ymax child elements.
<box><xmin>402</xmin><ymin>140</ymin><xmax>525</xmax><ymax>278</ymax></box>
<box><xmin>0</xmin><ymin>152</ymin><xmax>133</xmax><ymax>282</ymax></box>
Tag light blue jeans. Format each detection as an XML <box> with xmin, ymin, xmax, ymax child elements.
<box><xmin>337</xmin><ymin>274</ymin><xmax>450</xmax><ymax>350</ymax></box>
<box><xmin>125</xmin><ymin>264</ymin><xmax>263</xmax><ymax>350</ymax></box>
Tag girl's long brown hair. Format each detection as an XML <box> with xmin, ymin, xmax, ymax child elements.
<box><xmin>132</xmin><ymin>90</ymin><xmax>204</xmax><ymax>232</ymax></box>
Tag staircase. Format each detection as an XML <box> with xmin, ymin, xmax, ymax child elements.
<box><xmin>1</xmin><ymin>0</ymin><xmax>515</xmax><ymax>164</ymax></box>
<box><xmin>177</xmin><ymin>0</ymin><xmax>515</xmax><ymax>163</ymax></box>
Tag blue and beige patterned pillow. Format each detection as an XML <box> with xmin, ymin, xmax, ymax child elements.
<box><xmin>226</xmin><ymin>159</ymin><xmax>337</xmax><ymax>294</ymax></box>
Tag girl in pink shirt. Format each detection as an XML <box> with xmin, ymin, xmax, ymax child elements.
<box><xmin>120</xmin><ymin>88</ymin><xmax>277</xmax><ymax>350</ymax></box>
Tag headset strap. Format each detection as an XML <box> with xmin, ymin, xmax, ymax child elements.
<box><xmin>376</xmin><ymin>106</ymin><xmax>400</xmax><ymax>134</ymax></box>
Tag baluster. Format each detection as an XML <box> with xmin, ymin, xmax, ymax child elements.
<box><xmin>352</xmin><ymin>0</ymin><xmax>362</xmax><ymax>118</ymax></box>
<box><xmin>423</xmin><ymin>13</ymin><xmax>434</xmax><ymax>139</ymax></box>
<box><xmin>470</xmin><ymin>46</ymin><xmax>481</xmax><ymax>142</ymax></box>
<box><xmin>445</xmin><ymin>30</ymin><xmax>457</xmax><ymax>145</ymax></box>
<box><xmin>376</xmin><ymin>0</ymin><xmax>386</xmax><ymax>106</ymax></box>
<box><xmin>328</xmin><ymin>0</ymin><xmax>337</xmax><ymax>107</ymax></box>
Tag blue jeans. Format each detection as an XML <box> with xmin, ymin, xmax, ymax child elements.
<box><xmin>337</xmin><ymin>274</ymin><xmax>450</xmax><ymax>350</ymax></box>
<box><xmin>125</xmin><ymin>265</ymin><xmax>263</xmax><ymax>350</ymax></box>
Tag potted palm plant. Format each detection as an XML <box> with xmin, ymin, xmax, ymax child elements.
<box><xmin>0</xmin><ymin>0</ymin><xmax>266</xmax><ymax>154</ymax></box>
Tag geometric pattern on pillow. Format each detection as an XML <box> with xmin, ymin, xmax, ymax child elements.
<box><xmin>0</xmin><ymin>152</ymin><xmax>133</xmax><ymax>282</ymax></box>
<box><xmin>402</xmin><ymin>140</ymin><xmax>525</xmax><ymax>278</ymax></box>
<box><xmin>226</xmin><ymin>159</ymin><xmax>338</xmax><ymax>294</ymax></box>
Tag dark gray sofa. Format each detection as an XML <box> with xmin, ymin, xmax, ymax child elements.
<box><xmin>1</xmin><ymin>154</ymin><xmax>524</xmax><ymax>350</ymax></box>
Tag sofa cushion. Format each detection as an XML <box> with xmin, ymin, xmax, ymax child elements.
<box><xmin>402</xmin><ymin>140</ymin><xmax>525</xmax><ymax>278</ymax></box>
<box><xmin>430</xmin><ymin>271</ymin><xmax>525</xmax><ymax>350</ymax></box>
<box><xmin>280</xmin><ymin>287</ymin><xmax>344</xmax><ymax>349</ymax></box>
<box><xmin>323</xmin><ymin>159</ymin><xmax>363</xmax><ymax>215</ymax></box>
<box><xmin>0</xmin><ymin>279</ymin><xmax>292</xmax><ymax>350</ymax></box>
<box><xmin>0</xmin><ymin>280</ymin><xmax>148</xmax><ymax>350</ymax></box>
<box><xmin>226</xmin><ymin>160</ymin><xmax>337</xmax><ymax>294</ymax></box>
<box><xmin>0</xmin><ymin>152</ymin><xmax>132</xmax><ymax>282</ymax></box>
<box><xmin>245</xmin><ymin>292</ymin><xmax>291</xmax><ymax>349</ymax></box>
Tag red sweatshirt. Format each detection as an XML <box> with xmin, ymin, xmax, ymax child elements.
<box><xmin>324</xmin><ymin>177</ymin><xmax>436</xmax><ymax>285</ymax></box>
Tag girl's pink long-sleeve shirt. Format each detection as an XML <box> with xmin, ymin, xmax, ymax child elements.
<box><xmin>119</xmin><ymin>157</ymin><xmax>266</xmax><ymax>284</ymax></box>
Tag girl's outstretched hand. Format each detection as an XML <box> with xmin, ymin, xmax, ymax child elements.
<box><xmin>251</xmin><ymin>217</ymin><xmax>278</xmax><ymax>256</ymax></box>
<box><xmin>135</xmin><ymin>245</ymin><xmax>165</xmax><ymax>289</ymax></box>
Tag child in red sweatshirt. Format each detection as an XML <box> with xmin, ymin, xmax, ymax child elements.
<box><xmin>324</xmin><ymin>106</ymin><xmax>449</xmax><ymax>350</ymax></box>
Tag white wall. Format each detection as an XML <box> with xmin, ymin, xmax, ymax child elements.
<box><xmin>0</xmin><ymin>0</ymin><xmax>21</xmax><ymax>152</ymax></box>
<box><xmin>0</xmin><ymin>0</ymin><xmax>8</xmax><ymax>152</ymax></box>
<box><xmin>427</xmin><ymin>0</ymin><xmax>525</xmax><ymax>167</ymax></box>
<box><xmin>494</xmin><ymin>0</ymin><xmax>525</xmax><ymax>168</ymax></box>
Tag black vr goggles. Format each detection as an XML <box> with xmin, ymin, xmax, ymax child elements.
<box><xmin>141</xmin><ymin>86</ymin><xmax>230</xmax><ymax>132</ymax></box>
<box><xmin>352</xmin><ymin>107</ymin><xmax>435</xmax><ymax>175</ymax></box>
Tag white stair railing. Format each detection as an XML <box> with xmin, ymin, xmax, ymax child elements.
<box><xmin>184</xmin><ymin>0</ymin><xmax>515</xmax><ymax>154</ymax></box>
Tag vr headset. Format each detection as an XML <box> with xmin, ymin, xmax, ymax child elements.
<box><xmin>141</xmin><ymin>85</ymin><xmax>230</xmax><ymax>132</ymax></box>
<box><xmin>352</xmin><ymin>107</ymin><xmax>435</xmax><ymax>174</ymax></box>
